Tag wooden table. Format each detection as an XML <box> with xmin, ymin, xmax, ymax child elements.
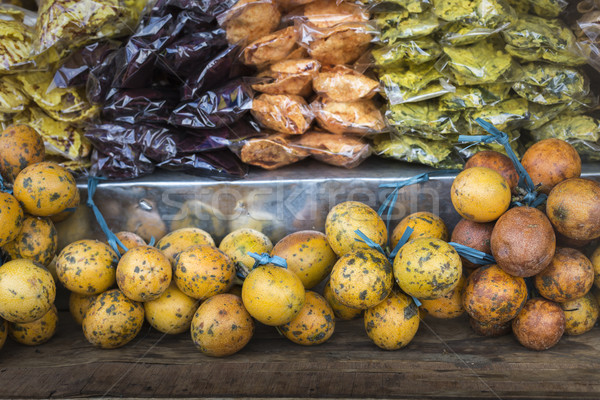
<box><xmin>1</xmin><ymin>312</ymin><xmax>599</xmax><ymax>399</ymax></box>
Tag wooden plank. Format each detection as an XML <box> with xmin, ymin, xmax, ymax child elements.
<box><xmin>1</xmin><ymin>312</ymin><xmax>600</xmax><ymax>399</ymax></box>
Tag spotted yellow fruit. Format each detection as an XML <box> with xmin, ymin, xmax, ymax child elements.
<box><xmin>50</xmin><ymin>190</ymin><xmax>80</xmax><ymax>223</ymax></box>
<box><xmin>330</xmin><ymin>249</ymin><xmax>393</xmax><ymax>309</ymax></box>
<box><xmin>56</xmin><ymin>240</ymin><xmax>118</xmax><ymax>295</ymax></box>
<box><xmin>82</xmin><ymin>289</ymin><xmax>145</xmax><ymax>349</ymax></box>
<box><xmin>463</xmin><ymin>264</ymin><xmax>527</xmax><ymax>325</ymax></box>
<box><xmin>0</xmin><ymin>124</ymin><xmax>45</xmax><ymax>182</ymax></box>
<box><xmin>219</xmin><ymin>228</ymin><xmax>273</xmax><ymax>273</ymax></box>
<box><xmin>242</xmin><ymin>265</ymin><xmax>305</xmax><ymax>326</ymax></box>
<box><xmin>144</xmin><ymin>283</ymin><xmax>199</xmax><ymax>334</ymax></box>
<box><xmin>271</xmin><ymin>231</ymin><xmax>337</xmax><ymax>289</ymax></box>
<box><xmin>116</xmin><ymin>246</ymin><xmax>172</xmax><ymax>302</ymax></box>
<box><xmin>534</xmin><ymin>247</ymin><xmax>594</xmax><ymax>303</ymax></box>
<box><xmin>420</xmin><ymin>274</ymin><xmax>466</xmax><ymax>319</ymax></box>
<box><xmin>451</xmin><ymin>167</ymin><xmax>511</xmax><ymax>223</ymax></box>
<box><xmin>0</xmin><ymin>259</ymin><xmax>56</xmax><ymax>323</ymax></box>
<box><xmin>11</xmin><ymin>216</ymin><xmax>57</xmax><ymax>266</ymax></box>
<box><xmin>394</xmin><ymin>238</ymin><xmax>462</xmax><ymax>300</ymax></box>
<box><xmin>13</xmin><ymin>161</ymin><xmax>78</xmax><ymax>217</ymax></box>
<box><xmin>115</xmin><ymin>231</ymin><xmax>146</xmax><ymax>254</ymax></box>
<box><xmin>191</xmin><ymin>293</ymin><xmax>254</xmax><ymax>357</ymax></box>
<box><xmin>593</xmin><ymin>246</ymin><xmax>600</xmax><ymax>290</ymax></box>
<box><xmin>560</xmin><ymin>292</ymin><xmax>599</xmax><ymax>336</ymax></box>
<box><xmin>9</xmin><ymin>304</ymin><xmax>58</xmax><ymax>346</ymax></box>
<box><xmin>0</xmin><ymin>318</ymin><xmax>6</xmax><ymax>350</ymax></box>
<box><xmin>175</xmin><ymin>245</ymin><xmax>235</xmax><ymax>300</ymax></box>
<box><xmin>391</xmin><ymin>212</ymin><xmax>449</xmax><ymax>249</ymax></box>
<box><xmin>69</xmin><ymin>292</ymin><xmax>98</xmax><ymax>325</ymax></box>
<box><xmin>325</xmin><ymin>201</ymin><xmax>387</xmax><ymax>257</ymax></box>
<box><xmin>364</xmin><ymin>291</ymin><xmax>420</xmax><ymax>350</ymax></box>
<box><xmin>323</xmin><ymin>279</ymin><xmax>362</xmax><ymax>320</ymax></box>
<box><xmin>0</xmin><ymin>191</ymin><xmax>24</xmax><ymax>247</ymax></box>
<box><xmin>156</xmin><ymin>227</ymin><xmax>215</xmax><ymax>264</ymax></box>
<box><xmin>280</xmin><ymin>291</ymin><xmax>335</xmax><ymax>345</ymax></box>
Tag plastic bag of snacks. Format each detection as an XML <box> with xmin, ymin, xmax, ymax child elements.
<box><xmin>102</xmin><ymin>88</ymin><xmax>180</xmax><ymax>125</ymax></box>
<box><xmin>463</xmin><ymin>97</ymin><xmax>530</xmax><ymax>133</ymax></box>
<box><xmin>373</xmin><ymin>133</ymin><xmax>464</xmax><ymax>169</ymax></box>
<box><xmin>286</xmin><ymin>0</ymin><xmax>370</xmax><ymax>28</ymax></box>
<box><xmin>512</xmin><ymin>63</ymin><xmax>589</xmax><ymax>105</ymax></box>
<box><xmin>311</xmin><ymin>97</ymin><xmax>386</xmax><ymax>135</ymax></box>
<box><xmin>250</xmin><ymin>93</ymin><xmax>313</xmax><ymax>134</ymax></box>
<box><xmin>372</xmin><ymin>37</ymin><xmax>441</xmax><ymax>67</ymax></box>
<box><xmin>527</xmin><ymin>0</ymin><xmax>567</xmax><ymax>18</ymax></box>
<box><xmin>375</xmin><ymin>10</ymin><xmax>440</xmax><ymax>43</ymax></box>
<box><xmin>0</xmin><ymin>79</ymin><xmax>30</xmax><ymax>118</ymax></box>
<box><xmin>52</xmin><ymin>41</ymin><xmax>121</xmax><ymax>89</ymax></box>
<box><xmin>0</xmin><ymin>5</ymin><xmax>36</xmax><ymax>72</ymax></box>
<box><xmin>386</xmin><ymin>99</ymin><xmax>461</xmax><ymax>137</ymax></box>
<box><xmin>438</xmin><ymin>83</ymin><xmax>511</xmax><ymax>111</ymax></box>
<box><xmin>33</xmin><ymin>0</ymin><xmax>146</xmax><ymax>57</ymax></box>
<box><xmin>312</xmin><ymin>65</ymin><xmax>379</xmax><ymax>101</ymax></box>
<box><xmin>251</xmin><ymin>59</ymin><xmax>321</xmax><ymax>97</ymax></box>
<box><xmin>431</xmin><ymin>0</ymin><xmax>513</xmax><ymax>28</ymax></box>
<box><xmin>438</xmin><ymin>21</ymin><xmax>509</xmax><ymax>47</ymax></box>
<box><xmin>237</xmin><ymin>130</ymin><xmax>371</xmax><ymax>170</ymax></box>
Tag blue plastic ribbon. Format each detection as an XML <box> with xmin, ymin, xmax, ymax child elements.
<box><xmin>389</xmin><ymin>226</ymin><xmax>414</xmax><ymax>261</ymax></box>
<box><xmin>87</xmin><ymin>177</ymin><xmax>129</xmax><ymax>257</ymax></box>
<box><xmin>354</xmin><ymin>229</ymin><xmax>387</xmax><ymax>256</ymax></box>
<box><xmin>458</xmin><ymin>119</ymin><xmax>547</xmax><ymax>208</ymax></box>
<box><xmin>0</xmin><ymin>174</ymin><xmax>11</xmax><ymax>194</ymax></box>
<box><xmin>148</xmin><ymin>237</ymin><xmax>156</xmax><ymax>247</ymax></box>
<box><xmin>248</xmin><ymin>252</ymin><xmax>288</xmax><ymax>269</ymax></box>
<box><xmin>449</xmin><ymin>242</ymin><xmax>495</xmax><ymax>266</ymax></box>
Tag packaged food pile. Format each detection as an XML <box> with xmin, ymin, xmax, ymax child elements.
<box><xmin>229</xmin><ymin>0</ymin><xmax>384</xmax><ymax>170</ymax></box>
<box><xmin>369</xmin><ymin>0</ymin><xmax>600</xmax><ymax>168</ymax></box>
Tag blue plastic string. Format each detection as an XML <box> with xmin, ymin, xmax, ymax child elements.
<box><xmin>0</xmin><ymin>174</ymin><xmax>11</xmax><ymax>194</ymax></box>
<box><xmin>248</xmin><ymin>252</ymin><xmax>288</xmax><ymax>269</ymax></box>
<box><xmin>354</xmin><ymin>229</ymin><xmax>387</xmax><ymax>256</ymax></box>
<box><xmin>449</xmin><ymin>242</ymin><xmax>496</xmax><ymax>266</ymax></box>
<box><xmin>87</xmin><ymin>177</ymin><xmax>129</xmax><ymax>257</ymax></box>
<box><xmin>388</xmin><ymin>226</ymin><xmax>414</xmax><ymax>261</ymax></box>
<box><xmin>458</xmin><ymin>119</ymin><xmax>547</xmax><ymax>208</ymax></box>
<box><xmin>148</xmin><ymin>237</ymin><xmax>156</xmax><ymax>247</ymax></box>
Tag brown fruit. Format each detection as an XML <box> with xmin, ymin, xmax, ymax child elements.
<box><xmin>465</xmin><ymin>150</ymin><xmax>518</xmax><ymax>191</ymax></box>
<box><xmin>512</xmin><ymin>298</ymin><xmax>565</xmax><ymax>351</ymax></box>
<box><xmin>450</xmin><ymin>219</ymin><xmax>495</xmax><ymax>270</ymax></box>
<box><xmin>469</xmin><ymin>318</ymin><xmax>512</xmax><ymax>337</ymax></box>
<box><xmin>560</xmin><ymin>293</ymin><xmax>599</xmax><ymax>336</ymax></box>
<box><xmin>546</xmin><ymin>178</ymin><xmax>600</xmax><ymax>241</ymax></box>
<box><xmin>555</xmin><ymin>230</ymin><xmax>590</xmax><ymax>249</ymax></box>
<box><xmin>521</xmin><ymin>139</ymin><xmax>581</xmax><ymax>195</ymax></box>
<box><xmin>491</xmin><ymin>207</ymin><xmax>556</xmax><ymax>277</ymax></box>
<box><xmin>462</xmin><ymin>264</ymin><xmax>527</xmax><ymax>325</ymax></box>
<box><xmin>534</xmin><ymin>248</ymin><xmax>594</xmax><ymax>303</ymax></box>
<box><xmin>0</xmin><ymin>125</ymin><xmax>45</xmax><ymax>182</ymax></box>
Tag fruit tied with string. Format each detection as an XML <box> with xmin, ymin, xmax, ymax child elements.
<box><xmin>450</xmin><ymin>219</ymin><xmax>495</xmax><ymax>271</ymax></box>
<box><xmin>0</xmin><ymin>191</ymin><xmax>24</xmax><ymax>247</ymax></box>
<box><xmin>117</xmin><ymin>245</ymin><xmax>172</xmax><ymax>302</ymax></box>
<box><xmin>323</xmin><ymin>279</ymin><xmax>362</xmax><ymax>320</ymax></box>
<box><xmin>219</xmin><ymin>228</ymin><xmax>273</xmax><ymax>278</ymax></box>
<box><xmin>156</xmin><ymin>227</ymin><xmax>215</xmax><ymax>265</ymax></box>
<box><xmin>9</xmin><ymin>304</ymin><xmax>58</xmax><ymax>346</ymax></box>
<box><xmin>391</xmin><ymin>211</ymin><xmax>448</xmax><ymax>249</ymax></box>
<box><xmin>464</xmin><ymin>150</ymin><xmax>519</xmax><ymax>193</ymax></box>
<box><xmin>512</xmin><ymin>298</ymin><xmax>565</xmax><ymax>351</ymax></box>
<box><xmin>329</xmin><ymin>248</ymin><xmax>393</xmax><ymax>309</ymax></box>
<box><xmin>0</xmin><ymin>125</ymin><xmax>45</xmax><ymax>183</ymax></box>
<box><xmin>144</xmin><ymin>283</ymin><xmax>199</xmax><ymax>335</ymax></box>
<box><xmin>69</xmin><ymin>292</ymin><xmax>98</xmax><ymax>326</ymax></box>
<box><xmin>420</xmin><ymin>274</ymin><xmax>466</xmax><ymax>319</ymax></box>
<box><xmin>7</xmin><ymin>216</ymin><xmax>57</xmax><ymax>267</ymax></box>
<box><xmin>560</xmin><ymin>293</ymin><xmax>599</xmax><ymax>336</ymax></box>
<box><xmin>534</xmin><ymin>248</ymin><xmax>594</xmax><ymax>303</ymax></box>
<box><xmin>279</xmin><ymin>291</ymin><xmax>335</xmax><ymax>346</ymax></box>
<box><xmin>364</xmin><ymin>290</ymin><xmax>420</xmax><ymax>351</ymax></box>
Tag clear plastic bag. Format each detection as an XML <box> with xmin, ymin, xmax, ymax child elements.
<box><xmin>455</xmin><ymin>130</ymin><xmax>522</xmax><ymax>159</ymax></box>
<box><xmin>438</xmin><ymin>83</ymin><xmax>511</xmax><ymax>111</ymax></box>
<box><xmin>218</xmin><ymin>0</ymin><xmax>282</xmax><ymax>44</ymax></box>
<box><xmin>161</xmin><ymin>28</ymin><xmax>228</xmax><ymax>77</ymax></box>
<box><xmin>0</xmin><ymin>78</ymin><xmax>29</xmax><ymax>115</ymax></box>
<box><xmin>33</xmin><ymin>0</ymin><xmax>145</xmax><ymax>56</ymax></box>
<box><xmin>52</xmin><ymin>41</ymin><xmax>121</xmax><ymax>89</ymax></box>
<box><xmin>527</xmin><ymin>0</ymin><xmax>567</xmax><ymax>18</ymax></box>
<box><xmin>238</xmin><ymin>133</ymin><xmax>310</xmax><ymax>170</ymax></box>
<box><xmin>251</xmin><ymin>59</ymin><xmax>321</xmax><ymax>96</ymax></box>
<box><xmin>385</xmin><ymin>99</ymin><xmax>461</xmax><ymax>136</ymax></box>
<box><xmin>382</xmin><ymin>80</ymin><xmax>455</xmax><ymax>105</ymax></box>
<box><xmin>373</xmin><ymin>132</ymin><xmax>464</xmax><ymax>169</ymax></box>
<box><xmin>375</xmin><ymin>10</ymin><xmax>440</xmax><ymax>43</ymax></box>
<box><xmin>312</xmin><ymin>65</ymin><xmax>379</xmax><ymax>102</ymax></box>
<box><xmin>241</xmin><ymin>26</ymin><xmax>300</xmax><ymax>66</ymax></box>
<box><xmin>377</xmin><ymin>60</ymin><xmax>443</xmax><ymax>91</ymax></box>
<box><xmin>464</xmin><ymin>97</ymin><xmax>529</xmax><ymax>132</ymax></box>
<box><xmin>287</xmin><ymin>0</ymin><xmax>370</xmax><ymax>29</ymax></box>
<box><xmin>512</xmin><ymin>63</ymin><xmax>589</xmax><ymax>105</ymax></box>
<box><xmin>251</xmin><ymin>93</ymin><xmax>313</xmax><ymax>134</ymax></box>
<box><xmin>311</xmin><ymin>97</ymin><xmax>386</xmax><ymax>135</ymax></box>
<box><xmin>372</xmin><ymin>36</ymin><xmax>441</xmax><ymax>67</ymax></box>
<box><xmin>0</xmin><ymin>5</ymin><xmax>36</xmax><ymax>72</ymax></box>
<box><xmin>530</xmin><ymin>114</ymin><xmax>600</xmax><ymax>143</ymax></box>
<box><xmin>438</xmin><ymin>21</ymin><xmax>509</xmax><ymax>47</ymax></box>
<box><xmin>363</xmin><ymin>0</ymin><xmax>431</xmax><ymax>14</ymax></box>
<box><xmin>432</xmin><ymin>0</ymin><xmax>514</xmax><ymax>28</ymax></box>
<box><xmin>102</xmin><ymin>88</ymin><xmax>180</xmax><ymax>125</ymax></box>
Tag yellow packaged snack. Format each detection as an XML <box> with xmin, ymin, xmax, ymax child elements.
<box><xmin>441</xmin><ymin>40</ymin><xmax>514</xmax><ymax>84</ymax></box>
<box><xmin>0</xmin><ymin>6</ymin><xmax>35</xmax><ymax>72</ymax></box>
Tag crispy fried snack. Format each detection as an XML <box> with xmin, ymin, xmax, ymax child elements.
<box><xmin>303</xmin><ymin>0</ymin><xmax>369</xmax><ymax>28</ymax></box>
<box><xmin>307</xmin><ymin>23</ymin><xmax>373</xmax><ymax>65</ymax></box>
<box><xmin>223</xmin><ymin>0</ymin><xmax>282</xmax><ymax>44</ymax></box>
<box><xmin>297</xmin><ymin>131</ymin><xmax>371</xmax><ymax>168</ymax></box>
<box><xmin>252</xmin><ymin>59</ymin><xmax>321</xmax><ymax>96</ymax></box>
<box><xmin>240</xmin><ymin>133</ymin><xmax>309</xmax><ymax>169</ymax></box>
<box><xmin>312</xmin><ymin>98</ymin><xmax>385</xmax><ymax>135</ymax></box>
<box><xmin>312</xmin><ymin>65</ymin><xmax>378</xmax><ymax>102</ymax></box>
<box><xmin>242</xmin><ymin>26</ymin><xmax>299</xmax><ymax>66</ymax></box>
<box><xmin>0</xmin><ymin>7</ymin><xmax>34</xmax><ymax>72</ymax></box>
<box><xmin>251</xmin><ymin>94</ymin><xmax>314</xmax><ymax>134</ymax></box>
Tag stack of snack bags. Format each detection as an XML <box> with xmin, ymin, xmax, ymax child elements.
<box><xmin>228</xmin><ymin>0</ymin><xmax>386</xmax><ymax>170</ymax></box>
<box><xmin>368</xmin><ymin>0</ymin><xmax>599</xmax><ymax>168</ymax></box>
<box><xmin>0</xmin><ymin>0</ymin><xmax>145</xmax><ymax>175</ymax></box>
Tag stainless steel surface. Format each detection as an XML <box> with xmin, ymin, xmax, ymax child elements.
<box><xmin>56</xmin><ymin>158</ymin><xmax>600</xmax><ymax>248</ymax></box>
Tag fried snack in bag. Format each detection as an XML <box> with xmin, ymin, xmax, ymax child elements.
<box><xmin>440</xmin><ymin>40</ymin><xmax>514</xmax><ymax>85</ymax></box>
<box><xmin>34</xmin><ymin>0</ymin><xmax>144</xmax><ymax>56</ymax></box>
<box><xmin>52</xmin><ymin>41</ymin><xmax>120</xmax><ymax>89</ymax></box>
<box><xmin>240</xmin><ymin>134</ymin><xmax>309</xmax><ymax>169</ymax></box>
<box><xmin>297</xmin><ymin>131</ymin><xmax>371</xmax><ymax>168</ymax></box>
<box><xmin>383</xmin><ymin>81</ymin><xmax>454</xmax><ymax>105</ymax></box>
<box><xmin>502</xmin><ymin>14</ymin><xmax>586</xmax><ymax>65</ymax></box>
<box><xmin>312</xmin><ymin>65</ymin><xmax>378</xmax><ymax>102</ymax></box>
<box><xmin>302</xmin><ymin>22</ymin><xmax>374</xmax><ymax>65</ymax></box>
<box><xmin>378</xmin><ymin>61</ymin><xmax>442</xmax><ymax>92</ymax></box>
<box><xmin>465</xmin><ymin>97</ymin><xmax>529</xmax><ymax>132</ymax></box>
<box><xmin>0</xmin><ymin>78</ymin><xmax>29</xmax><ymax>115</ymax></box>
<box><xmin>252</xmin><ymin>59</ymin><xmax>321</xmax><ymax>96</ymax></box>
<box><xmin>528</xmin><ymin>0</ymin><xmax>567</xmax><ymax>18</ymax></box>
<box><xmin>523</xmin><ymin>99</ymin><xmax>595</xmax><ymax>130</ymax></box>
<box><xmin>374</xmin><ymin>133</ymin><xmax>463</xmax><ymax>169</ymax></box>
<box><xmin>386</xmin><ymin>100</ymin><xmax>460</xmax><ymax>136</ymax></box>
<box><xmin>300</xmin><ymin>0</ymin><xmax>369</xmax><ymax>28</ymax></box>
<box><xmin>439</xmin><ymin>22</ymin><xmax>508</xmax><ymax>47</ymax></box>
<box><xmin>364</xmin><ymin>0</ymin><xmax>431</xmax><ymax>13</ymax></box>
<box><xmin>242</xmin><ymin>27</ymin><xmax>299</xmax><ymax>66</ymax></box>
<box><xmin>220</xmin><ymin>0</ymin><xmax>281</xmax><ymax>44</ymax></box>
<box><xmin>16</xmin><ymin>71</ymin><xmax>99</xmax><ymax>123</ymax></box>
<box><xmin>13</xmin><ymin>106</ymin><xmax>92</xmax><ymax>161</ymax></box>
<box><xmin>312</xmin><ymin>97</ymin><xmax>385</xmax><ymax>135</ymax></box>
<box><xmin>530</xmin><ymin>114</ymin><xmax>600</xmax><ymax>143</ymax></box>
<box><xmin>279</xmin><ymin>0</ymin><xmax>317</xmax><ymax>11</ymax></box>
<box><xmin>251</xmin><ymin>94</ymin><xmax>314</xmax><ymax>134</ymax></box>
<box><xmin>376</xmin><ymin>10</ymin><xmax>440</xmax><ymax>43</ymax></box>
<box><xmin>102</xmin><ymin>88</ymin><xmax>179</xmax><ymax>125</ymax></box>
<box><xmin>506</xmin><ymin>0</ymin><xmax>529</xmax><ymax>13</ymax></box>
<box><xmin>0</xmin><ymin>6</ymin><xmax>35</xmax><ymax>72</ymax></box>
<box><xmin>372</xmin><ymin>37</ymin><xmax>441</xmax><ymax>67</ymax></box>
<box><xmin>162</xmin><ymin>29</ymin><xmax>229</xmax><ymax>78</ymax></box>
<box><xmin>439</xmin><ymin>84</ymin><xmax>511</xmax><ymax>111</ymax></box>
<box><xmin>432</xmin><ymin>0</ymin><xmax>513</xmax><ymax>28</ymax></box>
<box><xmin>512</xmin><ymin>63</ymin><xmax>589</xmax><ymax>105</ymax></box>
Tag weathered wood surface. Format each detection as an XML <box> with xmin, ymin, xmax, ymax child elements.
<box><xmin>1</xmin><ymin>312</ymin><xmax>600</xmax><ymax>399</ymax></box>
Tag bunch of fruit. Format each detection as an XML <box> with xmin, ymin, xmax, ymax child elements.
<box><xmin>0</xmin><ymin>125</ymin><xmax>79</xmax><ymax>348</ymax></box>
<box><xmin>452</xmin><ymin>138</ymin><xmax>600</xmax><ymax>350</ymax></box>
